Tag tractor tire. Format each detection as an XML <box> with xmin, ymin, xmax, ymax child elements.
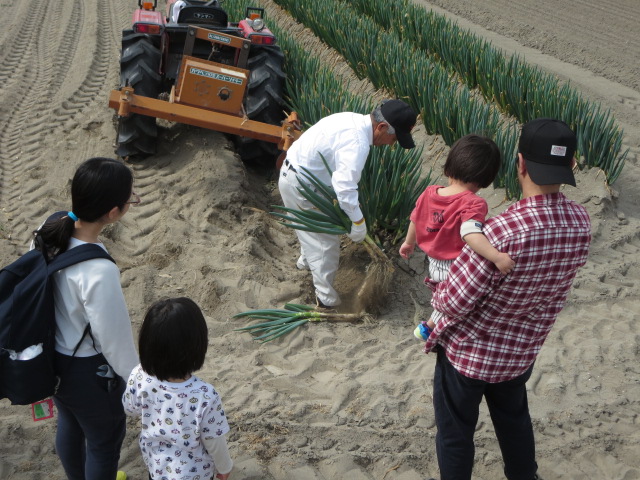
<box><xmin>116</xmin><ymin>32</ymin><xmax>162</xmax><ymax>158</ymax></box>
<box><xmin>234</xmin><ymin>45</ymin><xmax>287</xmax><ymax>166</ymax></box>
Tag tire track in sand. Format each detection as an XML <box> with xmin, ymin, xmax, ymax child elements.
<box><xmin>0</xmin><ymin>0</ymin><xmax>45</xmax><ymax>87</ymax></box>
<box><xmin>0</xmin><ymin>0</ymin><xmax>123</xmax><ymax>250</ymax></box>
<box><xmin>53</xmin><ymin>0</ymin><xmax>115</xmax><ymax>132</ymax></box>
<box><xmin>0</xmin><ymin>0</ymin><xmax>68</xmax><ymax>253</ymax></box>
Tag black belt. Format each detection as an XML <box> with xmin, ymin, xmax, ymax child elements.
<box><xmin>284</xmin><ymin>159</ymin><xmax>297</xmax><ymax>173</ymax></box>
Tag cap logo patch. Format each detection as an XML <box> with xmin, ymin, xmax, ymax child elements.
<box><xmin>550</xmin><ymin>145</ymin><xmax>567</xmax><ymax>156</ymax></box>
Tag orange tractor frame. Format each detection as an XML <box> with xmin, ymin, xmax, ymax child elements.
<box><xmin>109</xmin><ymin>3</ymin><xmax>301</xmax><ymax>162</ymax></box>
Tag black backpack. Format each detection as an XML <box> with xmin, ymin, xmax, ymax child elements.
<box><xmin>0</xmin><ymin>243</ymin><xmax>114</xmax><ymax>405</ymax></box>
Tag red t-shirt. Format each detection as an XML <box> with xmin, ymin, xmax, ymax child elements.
<box><xmin>410</xmin><ymin>185</ymin><xmax>488</xmax><ymax>260</ymax></box>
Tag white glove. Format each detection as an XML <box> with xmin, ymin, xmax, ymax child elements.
<box><xmin>348</xmin><ymin>220</ymin><xmax>367</xmax><ymax>243</ymax></box>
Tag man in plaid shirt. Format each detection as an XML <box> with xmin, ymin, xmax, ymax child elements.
<box><xmin>423</xmin><ymin>118</ymin><xmax>591</xmax><ymax>480</ymax></box>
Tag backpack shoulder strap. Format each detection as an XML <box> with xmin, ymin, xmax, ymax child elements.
<box><xmin>47</xmin><ymin>244</ymin><xmax>115</xmax><ymax>274</ymax></box>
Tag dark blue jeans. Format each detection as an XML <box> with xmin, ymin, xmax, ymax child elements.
<box><xmin>53</xmin><ymin>352</ymin><xmax>126</xmax><ymax>480</ymax></box>
<box><xmin>433</xmin><ymin>347</ymin><xmax>538</xmax><ymax>480</ymax></box>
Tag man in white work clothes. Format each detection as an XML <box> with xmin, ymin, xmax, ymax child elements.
<box><xmin>279</xmin><ymin>99</ymin><xmax>418</xmax><ymax>308</ymax></box>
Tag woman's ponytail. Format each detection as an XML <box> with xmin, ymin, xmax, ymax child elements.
<box><xmin>33</xmin><ymin>214</ymin><xmax>76</xmax><ymax>257</ymax></box>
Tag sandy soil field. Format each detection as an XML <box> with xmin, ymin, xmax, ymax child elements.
<box><xmin>1</xmin><ymin>1</ymin><xmax>639</xmax><ymax>479</ymax></box>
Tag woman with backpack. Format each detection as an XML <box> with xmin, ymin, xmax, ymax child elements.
<box><xmin>33</xmin><ymin>157</ymin><xmax>139</xmax><ymax>480</ymax></box>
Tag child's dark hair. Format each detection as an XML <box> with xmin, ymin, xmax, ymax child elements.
<box><xmin>443</xmin><ymin>135</ymin><xmax>501</xmax><ymax>189</ymax></box>
<box><xmin>34</xmin><ymin>157</ymin><xmax>133</xmax><ymax>256</ymax></box>
<box><xmin>139</xmin><ymin>297</ymin><xmax>209</xmax><ymax>381</ymax></box>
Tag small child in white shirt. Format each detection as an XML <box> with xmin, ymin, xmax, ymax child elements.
<box><xmin>123</xmin><ymin>297</ymin><xmax>233</xmax><ymax>480</ymax></box>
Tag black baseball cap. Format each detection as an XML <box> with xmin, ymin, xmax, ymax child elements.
<box><xmin>381</xmin><ymin>99</ymin><xmax>417</xmax><ymax>149</ymax></box>
<box><xmin>518</xmin><ymin>118</ymin><xmax>577</xmax><ymax>186</ymax></box>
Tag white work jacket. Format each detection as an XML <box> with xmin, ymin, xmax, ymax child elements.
<box><xmin>285</xmin><ymin>112</ymin><xmax>373</xmax><ymax>222</ymax></box>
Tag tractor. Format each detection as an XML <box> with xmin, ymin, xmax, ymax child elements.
<box><xmin>110</xmin><ymin>0</ymin><xmax>300</xmax><ymax>164</ymax></box>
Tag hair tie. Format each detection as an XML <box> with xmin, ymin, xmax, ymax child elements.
<box><xmin>67</xmin><ymin>211</ymin><xmax>78</xmax><ymax>222</ymax></box>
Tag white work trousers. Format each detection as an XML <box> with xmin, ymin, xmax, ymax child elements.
<box><xmin>278</xmin><ymin>167</ymin><xmax>341</xmax><ymax>306</ymax></box>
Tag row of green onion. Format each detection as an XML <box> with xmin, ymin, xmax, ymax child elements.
<box><xmin>347</xmin><ymin>0</ymin><xmax>628</xmax><ymax>185</ymax></box>
<box><xmin>266</xmin><ymin>0</ymin><xmax>521</xmax><ymax>197</ymax></box>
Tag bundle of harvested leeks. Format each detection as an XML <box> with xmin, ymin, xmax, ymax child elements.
<box><xmin>233</xmin><ymin>303</ymin><xmax>366</xmax><ymax>343</ymax></box>
<box><xmin>271</xmin><ymin>162</ymin><xmax>391</xmax><ymax>266</ymax></box>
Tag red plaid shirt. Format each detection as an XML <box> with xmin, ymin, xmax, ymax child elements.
<box><xmin>424</xmin><ymin>193</ymin><xmax>591</xmax><ymax>382</ymax></box>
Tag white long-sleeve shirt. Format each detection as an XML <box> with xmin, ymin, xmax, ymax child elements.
<box><xmin>52</xmin><ymin>237</ymin><xmax>139</xmax><ymax>379</ymax></box>
<box><xmin>285</xmin><ymin>112</ymin><xmax>373</xmax><ymax>222</ymax></box>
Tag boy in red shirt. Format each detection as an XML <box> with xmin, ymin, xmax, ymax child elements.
<box><xmin>400</xmin><ymin>134</ymin><xmax>515</xmax><ymax>340</ymax></box>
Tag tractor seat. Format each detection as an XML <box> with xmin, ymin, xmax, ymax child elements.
<box><xmin>177</xmin><ymin>5</ymin><xmax>228</xmax><ymax>27</ymax></box>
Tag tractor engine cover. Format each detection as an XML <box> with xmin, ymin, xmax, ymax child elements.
<box><xmin>176</xmin><ymin>55</ymin><xmax>248</xmax><ymax>115</ymax></box>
